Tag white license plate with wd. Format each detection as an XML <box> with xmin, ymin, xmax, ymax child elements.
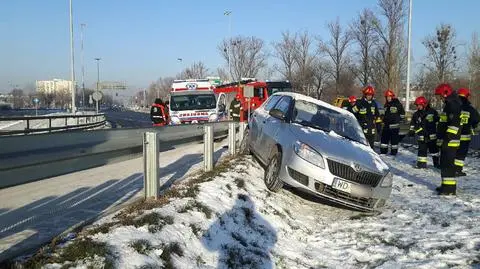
<box><xmin>332</xmin><ymin>178</ymin><xmax>352</xmax><ymax>193</ymax></box>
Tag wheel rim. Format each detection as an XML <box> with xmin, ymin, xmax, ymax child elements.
<box><xmin>266</xmin><ymin>156</ymin><xmax>278</xmax><ymax>185</ymax></box>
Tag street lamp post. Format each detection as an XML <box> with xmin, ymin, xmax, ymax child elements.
<box><xmin>224</xmin><ymin>10</ymin><xmax>232</xmax><ymax>81</ymax></box>
<box><xmin>405</xmin><ymin>0</ymin><xmax>413</xmax><ymax>112</ymax></box>
<box><xmin>80</xmin><ymin>23</ymin><xmax>86</xmax><ymax>108</ymax></box>
<box><xmin>69</xmin><ymin>0</ymin><xmax>76</xmax><ymax>114</ymax></box>
<box><xmin>95</xmin><ymin>57</ymin><xmax>101</xmax><ymax>112</ymax></box>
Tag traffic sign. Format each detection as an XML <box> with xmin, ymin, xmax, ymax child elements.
<box><xmin>92</xmin><ymin>91</ymin><xmax>103</xmax><ymax>101</ymax></box>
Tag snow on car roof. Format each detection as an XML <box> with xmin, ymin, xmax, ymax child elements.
<box><xmin>272</xmin><ymin>92</ymin><xmax>354</xmax><ymax>117</ymax></box>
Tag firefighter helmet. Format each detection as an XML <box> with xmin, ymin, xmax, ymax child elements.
<box><xmin>457</xmin><ymin>88</ymin><xmax>470</xmax><ymax>98</ymax></box>
<box><xmin>434</xmin><ymin>83</ymin><xmax>453</xmax><ymax>97</ymax></box>
<box><xmin>414</xmin><ymin>96</ymin><xmax>428</xmax><ymax>107</ymax></box>
<box><xmin>348</xmin><ymin>95</ymin><xmax>356</xmax><ymax>103</ymax></box>
<box><xmin>384</xmin><ymin>89</ymin><xmax>395</xmax><ymax>97</ymax></box>
<box><xmin>363</xmin><ymin>86</ymin><xmax>375</xmax><ymax>96</ymax></box>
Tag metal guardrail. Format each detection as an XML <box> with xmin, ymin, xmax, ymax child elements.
<box><xmin>0</xmin><ymin>113</ymin><xmax>106</xmax><ymax>136</ymax></box>
<box><xmin>0</xmin><ymin>121</ymin><xmax>234</xmax><ymax>189</ymax></box>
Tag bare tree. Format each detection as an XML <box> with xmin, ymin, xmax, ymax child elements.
<box><xmin>218</xmin><ymin>36</ymin><xmax>268</xmax><ymax>81</ymax></box>
<box><xmin>216</xmin><ymin>67</ymin><xmax>230</xmax><ymax>82</ymax></box>
<box><xmin>422</xmin><ymin>24</ymin><xmax>458</xmax><ymax>83</ymax></box>
<box><xmin>177</xmin><ymin>61</ymin><xmax>210</xmax><ymax>79</ymax></box>
<box><xmin>10</xmin><ymin>88</ymin><xmax>24</xmax><ymax>109</ymax></box>
<box><xmin>371</xmin><ymin>0</ymin><xmax>406</xmax><ymax>92</ymax></box>
<box><xmin>273</xmin><ymin>31</ymin><xmax>297</xmax><ymax>81</ymax></box>
<box><xmin>311</xmin><ymin>59</ymin><xmax>332</xmax><ymax>99</ymax></box>
<box><xmin>147</xmin><ymin>77</ymin><xmax>175</xmax><ymax>102</ymax></box>
<box><xmin>350</xmin><ymin>8</ymin><xmax>378</xmax><ymax>86</ymax></box>
<box><xmin>293</xmin><ymin>31</ymin><xmax>317</xmax><ymax>95</ymax></box>
<box><xmin>468</xmin><ymin>32</ymin><xmax>480</xmax><ymax>107</ymax></box>
<box><xmin>320</xmin><ymin>17</ymin><xmax>353</xmax><ymax>95</ymax></box>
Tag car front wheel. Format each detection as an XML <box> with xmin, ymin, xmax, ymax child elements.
<box><xmin>264</xmin><ymin>150</ymin><xmax>283</xmax><ymax>192</ymax></box>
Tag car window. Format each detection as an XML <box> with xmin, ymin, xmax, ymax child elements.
<box><xmin>274</xmin><ymin>96</ymin><xmax>293</xmax><ymax>114</ymax></box>
<box><xmin>264</xmin><ymin>95</ymin><xmax>282</xmax><ymax>112</ymax></box>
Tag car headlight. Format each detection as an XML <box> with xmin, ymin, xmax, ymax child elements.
<box><xmin>293</xmin><ymin>141</ymin><xmax>325</xmax><ymax>169</ymax></box>
<box><xmin>170</xmin><ymin>116</ymin><xmax>181</xmax><ymax>125</ymax></box>
<box><xmin>381</xmin><ymin>171</ymin><xmax>393</xmax><ymax>187</ymax></box>
<box><xmin>209</xmin><ymin>114</ymin><xmax>218</xmax><ymax>122</ymax></box>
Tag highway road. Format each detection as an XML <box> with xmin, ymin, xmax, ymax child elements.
<box><xmin>103</xmin><ymin>110</ymin><xmax>152</xmax><ymax>128</ymax></box>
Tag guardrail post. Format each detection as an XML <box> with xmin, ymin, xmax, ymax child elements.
<box><xmin>228</xmin><ymin>122</ymin><xmax>236</xmax><ymax>156</ymax></box>
<box><xmin>204</xmin><ymin>124</ymin><xmax>214</xmax><ymax>172</ymax></box>
<box><xmin>65</xmin><ymin>117</ymin><xmax>68</xmax><ymax>127</ymax></box>
<box><xmin>143</xmin><ymin>132</ymin><xmax>159</xmax><ymax>199</ymax></box>
<box><xmin>238</xmin><ymin>122</ymin><xmax>247</xmax><ymax>145</ymax></box>
<box><xmin>49</xmin><ymin>118</ymin><xmax>52</xmax><ymax>132</ymax></box>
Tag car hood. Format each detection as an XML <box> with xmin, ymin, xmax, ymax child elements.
<box><xmin>289</xmin><ymin>123</ymin><xmax>390</xmax><ymax>175</ymax></box>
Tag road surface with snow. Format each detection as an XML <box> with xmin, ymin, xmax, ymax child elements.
<box><xmin>22</xmin><ymin>145</ymin><xmax>480</xmax><ymax>269</ymax></box>
<box><xmin>0</xmin><ymin>140</ymin><xmax>229</xmax><ymax>263</ymax></box>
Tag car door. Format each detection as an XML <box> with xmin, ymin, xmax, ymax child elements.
<box><xmin>250</xmin><ymin>95</ymin><xmax>282</xmax><ymax>155</ymax></box>
<box><xmin>257</xmin><ymin>95</ymin><xmax>293</xmax><ymax>161</ymax></box>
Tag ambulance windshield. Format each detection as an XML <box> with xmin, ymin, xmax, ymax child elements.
<box><xmin>170</xmin><ymin>94</ymin><xmax>216</xmax><ymax>111</ymax></box>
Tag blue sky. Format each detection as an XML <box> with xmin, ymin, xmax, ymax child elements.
<box><xmin>1</xmin><ymin>0</ymin><xmax>479</xmax><ymax>93</ymax></box>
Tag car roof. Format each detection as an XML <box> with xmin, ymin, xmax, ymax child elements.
<box><xmin>271</xmin><ymin>92</ymin><xmax>353</xmax><ymax>116</ymax></box>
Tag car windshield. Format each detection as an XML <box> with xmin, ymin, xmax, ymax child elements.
<box><xmin>170</xmin><ymin>94</ymin><xmax>216</xmax><ymax>111</ymax></box>
<box><xmin>292</xmin><ymin>100</ymin><xmax>368</xmax><ymax>145</ymax></box>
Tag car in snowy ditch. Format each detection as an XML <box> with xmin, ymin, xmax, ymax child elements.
<box><xmin>239</xmin><ymin>92</ymin><xmax>393</xmax><ymax>211</ymax></box>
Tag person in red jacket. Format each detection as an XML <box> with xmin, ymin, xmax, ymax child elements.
<box><xmin>434</xmin><ymin>83</ymin><xmax>463</xmax><ymax>195</ymax></box>
<box><xmin>150</xmin><ymin>98</ymin><xmax>168</xmax><ymax>126</ymax></box>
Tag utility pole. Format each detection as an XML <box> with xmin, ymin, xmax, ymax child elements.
<box><xmin>224</xmin><ymin>10</ymin><xmax>232</xmax><ymax>82</ymax></box>
<box><xmin>405</xmin><ymin>0</ymin><xmax>413</xmax><ymax>112</ymax></box>
<box><xmin>95</xmin><ymin>57</ymin><xmax>101</xmax><ymax>113</ymax></box>
<box><xmin>69</xmin><ymin>0</ymin><xmax>76</xmax><ymax>114</ymax></box>
<box><xmin>81</xmin><ymin>23</ymin><xmax>86</xmax><ymax>108</ymax></box>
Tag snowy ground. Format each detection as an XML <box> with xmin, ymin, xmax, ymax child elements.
<box><xmin>0</xmin><ymin>140</ymin><xmax>229</xmax><ymax>264</ymax></box>
<box><xmin>20</xmin><ymin>145</ymin><xmax>480</xmax><ymax>269</ymax></box>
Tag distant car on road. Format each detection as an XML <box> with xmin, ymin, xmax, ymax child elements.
<box><xmin>240</xmin><ymin>92</ymin><xmax>393</xmax><ymax>211</ymax></box>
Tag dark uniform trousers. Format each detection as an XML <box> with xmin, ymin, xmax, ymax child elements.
<box><xmin>380</xmin><ymin>124</ymin><xmax>400</xmax><ymax>155</ymax></box>
<box><xmin>439</xmin><ymin>111</ymin><xmax>462</xmax><ymax>195</ymax></box>
<box><xmin>416</xmin><ymin>133</ymin><xmax>440</xmax><ymax>168</ymax></box>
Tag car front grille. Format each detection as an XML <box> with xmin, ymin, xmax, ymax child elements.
<box><xmin>327</xmin><ymin>159</ymin><xmax>383</xmax><ymax>187</ymax></box>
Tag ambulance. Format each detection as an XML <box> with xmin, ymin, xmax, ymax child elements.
<box><xmin>168</xmin><ymin>78</ymin><xmax>227</xmax><ymax>125</ymax></box>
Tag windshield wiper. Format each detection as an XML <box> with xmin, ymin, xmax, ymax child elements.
<box><xmin>294</xmin><ymin>120</ymin><xmax>329</xmax><ymax>132</ymax></box>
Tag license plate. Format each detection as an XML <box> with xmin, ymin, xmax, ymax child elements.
<box><xmin>332</xmin><ymin>178</ymin><xmax>352</xmax><ymax>193</ymax></box>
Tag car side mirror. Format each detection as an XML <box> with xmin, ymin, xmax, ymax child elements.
<box><xmin>269</xmin><ymin>108</ymin><xmax>286</xmax><ymax>121</ymax></box>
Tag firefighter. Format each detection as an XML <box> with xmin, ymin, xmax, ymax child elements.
<box><xmin>454</xmin><ymin>88</ymin><xmax>480</xmax><ymax>176</ymax></box>
<box><xmin>434</xmin><ymin>83</ymin><xmax>463</xmax><ymax>195</ymax></box>
<box><xmin>229</xmin><ymin>94</ymin><xmax>241</xmax><ymax>122</ymax></box>
<box><xmin>380</xmin><ymin>89</ymin><xmax>405</xmax><ymax>155</ymax></box>
<box><xmin>408</xmin><ymin>96</ymin><xmax>440</xmax><ymax>168</ymax></box>
<box><xmin>346</xmin><ymin>95</ymin><xmax>360</xmax><ymax>120</ymax></box>
<box><xmin>150</xmin><ymin>98</ymin><xmax>167</xmax><ymax>126</ymax></box>
<box><xmin>357</xmin><ymin>86</ymin><xmax>380</xmax><ymax>148</ymax></box>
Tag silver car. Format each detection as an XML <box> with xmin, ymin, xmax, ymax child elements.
<box><xmin>240</xmin><ymin>92</ymin><xmax>393</xmax><ymax>211</ymax></box>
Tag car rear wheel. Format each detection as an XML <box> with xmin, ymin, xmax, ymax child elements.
<box><xmin>239</xmin><ymin>128</ymin><xmax>251</xmax><ymax>155</ymax></box>
<box><xmin>264</xmin><ymin>150</ymin><xmax>283</xmax><ymax>192</ymax></box>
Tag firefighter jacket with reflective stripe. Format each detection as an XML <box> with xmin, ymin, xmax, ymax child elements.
<box><xmin>150</xmin><ymin>103</ymin><xmax>167</xmax><ymax>124</ymax></box>
<box><xmin>383</xmin><ymin>98</ymin><xmax>405</xmax><ymax>128</ymax></box>
<box><xmin>437</xmin><ymin>93</ymin><xmax>463</xmax><ymax>144</ymax></box>
<box><xmin>410</xmin><ymin>106</ymin><xmax>439</xmax><ymax>141</ymax></box>
<box><xmin>229</xmin><ymin>98</ymin><xmax>241</xmax><ymax>118</ymax></box>
<box><xmin>459</xmin><ymin>97</ymin><xmax>480</xmax><ymax>139</ymax></box>
<box><xmin>347</xmin><ymin>103</ymin><xmax>360</xmax><ymax>119</ymax></box>
<box><xmin>357</xmin><ymin>97</ymin><xmax>380</xmax><ymax>131</ymax></box>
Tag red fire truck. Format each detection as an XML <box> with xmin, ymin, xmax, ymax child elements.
<box><xmin>214</xmin><ymin>78</ymin><xmax>292</xmax><ymax>121</ymax></box>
